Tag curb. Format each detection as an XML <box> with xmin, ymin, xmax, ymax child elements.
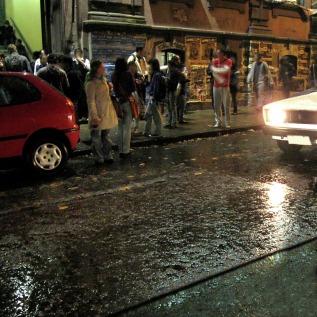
<box><xmin>72</xmin><ymin>125</ymin><xmax>264</xmax><ymax>157</ymax></box>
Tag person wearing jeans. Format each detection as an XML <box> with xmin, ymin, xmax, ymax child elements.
<box><xmin>144</xmin><ymin>58</ymin><xmax>163</xmax><ymax>137</ymax></box>
<box><xmin>117</xmin><ymin>101</ymin><xmax>133</xmax><ymax>154</ymax></box>
<box><xmin>86</xmin><ymin>59</ymin><xmax>118</xmax><ymax>164</ymax></box>
<box><xmin>112</xmin><ymin>57</ymin><xmax>136</xmax><ymax>158</ymax></box>
<box><xmin>91</xmin><ymin>129</ymin><xmax>113</xmax><ymax>163</ymax></box>
<box><xmin>212</xmin><ymin>48</ymin><xmax>232</xmax><ymax>128</ymax></box>
<box><xmin>165</xmin><ymin>60</ymin><xmax>179</xmax><ymax>129</ymax></box>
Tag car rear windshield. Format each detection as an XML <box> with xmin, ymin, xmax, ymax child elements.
<box><xmin>0</xmin><ymin>75</ymin><xmax>41</xmax><ymax>106</ymax></box>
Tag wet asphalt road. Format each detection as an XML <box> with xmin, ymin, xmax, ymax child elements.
<box><xmin>1</xmin><ymin>131</ymin><xmax>317</xmax><ymax>317</ymax></box>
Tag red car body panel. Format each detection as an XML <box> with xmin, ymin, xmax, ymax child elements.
<box><xmin>0</xmin><ymin>72</ymin><xmax>80</xmax><ymax>159</ymax></box>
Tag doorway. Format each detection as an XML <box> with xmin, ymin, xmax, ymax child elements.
<box><xmin>160</xmin><ymin>49</ymin><xmax>185</xmax><ymax>66</ymax></box>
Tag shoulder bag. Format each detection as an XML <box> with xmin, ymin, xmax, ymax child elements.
<box><xmin>118</xmin><ymin>83</ymin><xmax>140</xmax><ymax>119</ymax></box>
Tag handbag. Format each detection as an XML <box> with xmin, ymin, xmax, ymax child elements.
<box><xmin>133</xmin><ymin>92</ymin><xmax>145</xmax><ymax>120</ymax></box>
<box><xmin>111</xmin><ymin>95</ymin><xmax>123</xmax><ymax>118</ymax></box>
<box><xmin>118</xmin><ymin>83</ymin><xmax>140</xmax><ymax>119</ymax></box>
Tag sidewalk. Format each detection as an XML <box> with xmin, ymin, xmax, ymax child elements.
<box><xmin>74</xmin><ymin>107</ymin><xmax>264</xmax><ymax>155</ymax></box>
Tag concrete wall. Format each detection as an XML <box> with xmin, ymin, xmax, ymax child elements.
<box><xmin>4</xmin><ymin>0</ymin><xmax>42</xmax><ymax>52</ymax></box>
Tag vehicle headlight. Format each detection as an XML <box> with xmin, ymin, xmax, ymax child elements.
<box><xmin>265</xmin><ymin>108</ymin><xmax>286</xmax><ymax>124</ymax></box>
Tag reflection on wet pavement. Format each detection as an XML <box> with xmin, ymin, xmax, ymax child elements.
<box><xmin>1</xmin><ymin>131</ymin><xmax>317</xmax><ymax>316</ymax></box>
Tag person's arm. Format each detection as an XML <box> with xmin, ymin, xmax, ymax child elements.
<box><xmin>62</xmin><ymin>72</ymin><xmax>70</xmax><ymax>93</ymax></box>
<box><xmin>206</xmin><ymin>62</ymin><xmax>213</xmax><ymax>76</ymax></box>
<box><xmin>25</xmin><ymin>59</ymin><xmax>32</xmax><ymax>73</ymax></box>
<box><xmin>247</xmin><ymin>63</ymin><xmax>254</xmax><ymax>84</ymax></box>
<box><xmin>84</xmin><ymin>59</ymin><xmax>90</xmax><ymax>71</ymax></box>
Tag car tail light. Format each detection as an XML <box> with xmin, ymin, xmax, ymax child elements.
<box><xmin>66</xmin><ymin>98</ymin><xmax>74</xmax><ymax>111</ymax></box>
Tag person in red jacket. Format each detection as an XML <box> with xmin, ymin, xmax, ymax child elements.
<box><xmin>211</xmin><ymin>48</ymin><xmax>232</xmax><ymax>128</ymax></box>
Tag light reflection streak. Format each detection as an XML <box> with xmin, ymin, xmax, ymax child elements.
<box><xmin>266</xmin><ymin>182</ymin><xmax>290</xmax><ymax>246</ymax></box>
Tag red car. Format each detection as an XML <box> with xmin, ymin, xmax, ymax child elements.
<box><xmin>0</xmin><ymin>72</ymin><xmax>80</xmax><ymax>175</ymax></box>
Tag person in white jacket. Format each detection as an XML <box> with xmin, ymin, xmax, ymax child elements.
<box><xmin>85</xmin><ymin>59</ymin><xmax>118</xmax><ymax>164</ymax></box>
<box><xmin>247</xmin><ymin>53</ymin><xmax>273</xmax><ymax>110</ymax></box>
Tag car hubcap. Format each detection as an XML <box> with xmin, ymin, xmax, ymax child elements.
<box><xmin>34</xmin><ymin>143</ymin><xmax>62</xmax><ymax>170</ymax></box>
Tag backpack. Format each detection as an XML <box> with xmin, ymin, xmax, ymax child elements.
<box><xmin>156</xmin><ymin>73</ymin><xmax>167</xmax><ymax>102</ymax></box>
<box><xmin>7</xmin><ymin>54</ymin><xmax>24</xmax><ymax>72</ymax></box>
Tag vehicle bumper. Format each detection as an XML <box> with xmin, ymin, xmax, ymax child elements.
<box><xmin>263</xmin><ymin>126</ymin><xmax>317</xmax><ymax>146</ymax></box>
<box><xmin>263</xmin><ymin>126</ymin><xmax>317</xmax><ymax>138</ymax></box>
<box><xmin>64</xmin><ymin>127</ymin><xmax>80</xmax><ymax>150</ymax></box>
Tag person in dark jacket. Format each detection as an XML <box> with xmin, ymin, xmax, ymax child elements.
<box><xmin>111</xmin><ymin>57</ymin><xmax>136</xmax><ymax>158</ymax></box>
<box><xmin>37</xmin><ymin>53</ymin><xmax>69</xmax><ymax>93</ymax></box>
<box><xmin>165</xmin><ymin>60</ymin><xmax>181</xmax><ymax>129</ymax></box>
<box><xmin>144</xmin><ymin>58</ymin><xmax>163</xmax><ymax>137</ymax></box>
<box><xmin>15</xmin><ymin>39</ymin><xmax>27</xmax><ymax>58</ymax></box>
<box><xmin>0</xmin><ymin>20</ymin><xmax>15</xmax><ymax>47</ymax></box>
<box><xmin>278</xmin><ymin>57</ymin><xmax>295</xmax><ymax>99</ymax></box>
<box><xmin>4</xmin><ymin>44</ymin><xmax>31</xmax><ymax>72</ymax></box>
<box><xmin>60</xmin><ymin>55</ymin><xmax>83</xmax><ymax>123</ymax></box>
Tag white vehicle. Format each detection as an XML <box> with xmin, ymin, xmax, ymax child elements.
<box><xmin>263</xmin><ymin>91</ymin><xmax>317</xmax><ymax>153</ymax></box>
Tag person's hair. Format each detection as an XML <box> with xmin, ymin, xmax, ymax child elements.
<box><xmin>217</xmin><ymin>48</ymin><xmax>226</xmax><ymax>55</ymax></box>
<box><xmin>168</xmin><ymin>60</ymin><xmax>177</xmax><ymax>68</ymax></box>
<box><xmin>115</xmin><ymin>57</ymin><xmax>128</xmax><ymax>73</ymax></box>
<box><xmin>136</xmin><ymin>46</ymin><xmax>144</xmax><ymax>53</ymax></box>
<box><xmin>87</xmin><ymin>59</ymin><xmax>103</xmax><ymax>82</ymax></box>
<box><xmin>128</xmin><ymin>60</ymin><xmax>136</xmax><ymax>67</ymax></box>
<box><xmin>47</xmin><ymin>53</ymin><xmax>59</xmax><ymax>64</ymax></box>
<box><xmin>60</xmin><ymin>55</ymin><xmax>73</xmax><ymax>69</ymax></box>
<box><xmin>7</xmin><ymin>44</ymin><xmax>17</xmax><ymax>54</ymax></box>
<box><xmin>32</xmin><ymin>51</ymin><xmax>40</xmax><ymax>59</ymax></box>
<box><xmin>148</xmin><ymin>58</ymin><xmax>160</xmax><ymax>73</ymax></box>
<box><xmin>74</xmin><ymin>48</ymin><xmax>83</xmax><ymax>55</ymax></box>
<box><xmin>4</xmin><ymin>20</ymin><xmax>10</xmax><ymax>25</ymax></box>
<box><xmin>16</xmin><ymin>39</ymin><xmax>22</xmax><ymax>44</ymax></box>
<box><xmin>171</xmin><ymin>55</ymin><xmax>180</xmax><ymax>63</ymax></box>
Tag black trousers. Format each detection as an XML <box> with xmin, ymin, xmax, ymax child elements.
<box><xmin>230</xmin><ymin>85</ymin><xmax>238</xmax><ymax>113</ymax></box>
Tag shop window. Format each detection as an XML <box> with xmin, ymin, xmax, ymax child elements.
<box><xmin>282</xmin><ymin>55</ymin><xmax>298</xmax><ymax>75</ymax></box>
<box><xmin>297</xmin><ymin>0</ymin><xmax>306</xmax><ymax>6</ymax></box>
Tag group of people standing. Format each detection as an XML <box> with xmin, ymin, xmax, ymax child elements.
<box><xmin>86</xmin><ymin>47</ymin><xmax>189</xmax><ymax>164</ymax></box>
<box><xmin>2</xmin><ymin>38</ymin><xmax>313</xmax><ymax>165</ymax></box>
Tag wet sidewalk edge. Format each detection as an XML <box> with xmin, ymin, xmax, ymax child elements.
<box><xmin>72</xmin><ymin>124</ymin><xmax>264</xmax><ymax>157</ymax></box>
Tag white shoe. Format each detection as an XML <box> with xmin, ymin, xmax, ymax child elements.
<box><xmin>213</xmin><ymin>123</ymin><xmax>221</xmax><ymax>128</ymax></box>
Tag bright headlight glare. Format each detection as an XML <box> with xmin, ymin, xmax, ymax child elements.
<box><xmin>266</xmin><ymin>108</ymin><xmax>286</xmax><ymax>124</ymax></box>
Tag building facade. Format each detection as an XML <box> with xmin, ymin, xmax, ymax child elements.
<box><xmin>3</xmin><ymin>0</ymin><xmax>317</xmax><ymax>103</ymax></box>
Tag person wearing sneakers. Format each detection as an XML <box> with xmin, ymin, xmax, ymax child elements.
<box><xmin>211</xmin><ymin>48</ymin><xmax>232</xmax><ymax>128</ymax></box>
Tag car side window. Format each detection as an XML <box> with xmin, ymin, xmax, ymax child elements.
<box><xmin>0</xmin><ymin>76</ymin><xmax>41</xmax><ymax>106</ymax></box>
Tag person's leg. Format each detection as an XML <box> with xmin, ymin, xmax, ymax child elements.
<box><xmin>166</xmin><ymin>93</ymin><xmax>173</xmax><ymax>126</ymax></box>
<box><xmin>121</xmin><ymin>101</ymin><xmax>133</xmax><ymax>154</ymax></box>
<box><xmin>170</xmin><ymin>92</ymin><xmax>177</xmax><ymax>127</ymax></box>
<box><xmin>101</xmin><ymin>129</ymin><xmax>113</xmax><ymax>160</ymax></box>
<box><xmin>144</xmin><ymin>100</ymin><xmax>153</xmax><ymax>135</ymax></box>
<box><xmin>177</xmin><ymin>94</ymin><xmax>185</xmax><ymax>123</ymax></box>
<box><xmin>211</xmin><ymin>80</ymin><xmax>215</xmax><ymax>109</ymax></box>
<box><xmin>152</xmin><ymin>100</ymin><xmax>162</xmax><ymax>136</ymax></box>
<box><xmin>223</xmin><ymin>87</ymin><xmax>231</xmax><ymax>127</ymax></box>
<box><xmin>230</xmin><ymin>85</ymin><xmax>238</xmax><ymax>114</ymax></box>
<box><xmin>117</xmin><ymin>117</ymin><xmax>124</xmax><ymax>154</ymax></box>
<box><xmin>213</xmin><ymin>87</ymin><xmax>222</xmax><ymax>126</ymax></box>
<box><xmin>256</xmin><ymin>82</ymin><xmax>265</xmax><ymax>109</ymax></box>
<box><xmin>90</xmin><ymin>129</ymin><xmax>104</xmax><ymax>163</ymax></box>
